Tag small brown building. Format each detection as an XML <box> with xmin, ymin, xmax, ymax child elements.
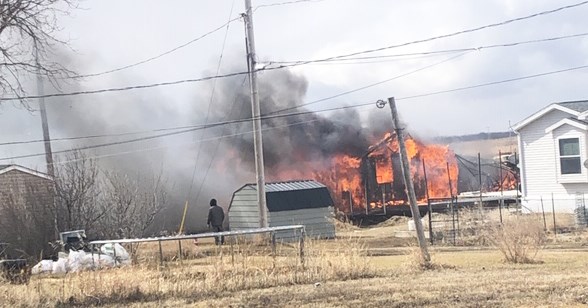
<box><xmin>0</xmin><ymin>165</ymin><xmax>55</xmax><ymax>259</ymax></box>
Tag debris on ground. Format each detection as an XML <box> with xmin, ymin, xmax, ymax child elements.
<box><xmin>31</xmin><ymin>243</ymin><xmax>130</xmax><ymax>275</ymax></box>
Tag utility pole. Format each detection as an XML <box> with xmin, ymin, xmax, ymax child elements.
<box><xmin>34</xmin><ymin>45</ymin><xmax>55</xmax><ymax>178</ymax></box>
<box><xmin>243</xmin><ymin>0</ymin><xmax>268</xmax><ymax>228</ymax></box>
<box><xmin>34</xmin><ymin>43</ymin><xmax>58</xmax><ymax>240</ymax></box>
<box><xmin>381</xmin><ymin>97</ymin><xmax>430</xmax><ymax>264</ymax></box>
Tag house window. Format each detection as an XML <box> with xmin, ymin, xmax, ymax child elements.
<box><xmin>559</xmin><ymin>138</ymin><xmax>582</xmax><ymax>174</ymax></box>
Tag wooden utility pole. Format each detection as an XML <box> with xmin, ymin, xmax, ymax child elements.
<box><xmin>34</xmin><ymin>45</ymin><xmax>55</xmax><ymax>177</ymax></box>
<box><xmin>243</xmin><ymin>0</ymin><xmax>268</xmax><ymax>228</ymax></box>
<box><xmin>386</xmin><ymin>97</ymin><xmax>430</xmax><ymax>264</ymax></box>
<box><xmin>35</xmin><ymin>44</ymin><xmax>59</xmax><ymax>241</ymax></box>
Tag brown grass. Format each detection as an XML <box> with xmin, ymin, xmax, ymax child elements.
<box><xmin>0</xmin><ymin>238</ymin><xmax>376</xmax><ymax>307</ymax></box>
<box><xmin>3</xmin><ymin>222</ymin><xmax>588</xmax><ymax>307</ymax></box>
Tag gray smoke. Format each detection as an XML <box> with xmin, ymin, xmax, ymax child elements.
<box><xmin>30</xmin><ymin>56</ymin><xmax>392</xmax><ymax>233</ymax></box>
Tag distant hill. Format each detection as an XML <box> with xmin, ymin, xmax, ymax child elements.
<box><xmin>433</xmin><ymin>131</ymin><xmax>514</xmax><ymax>144</ymax></box>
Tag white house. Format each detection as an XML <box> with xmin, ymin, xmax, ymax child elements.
<box><xmin>513</xmin><ymin>100</ymin><xmax>588</xmax><ymax>213</ymax></box>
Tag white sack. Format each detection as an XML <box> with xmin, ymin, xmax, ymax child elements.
<box><xmin>100</xmin><ymin>243</ymin><xmax>130</xmax><ymax>261</ymax></box>
<box><xmin>51</xmin><ymin>258</ymin><xmax>67</xmax><ymax>275</ymax></box>
<box><xmin>31</xmin><ymin>260</ymin><xmax>53</xmax><ymax>275</ymax></box>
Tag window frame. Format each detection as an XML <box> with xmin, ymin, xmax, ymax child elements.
<box><xmin>558</xmin><ymin>137</ymin><xmax>582</xmax><ymax>175</ymax></box>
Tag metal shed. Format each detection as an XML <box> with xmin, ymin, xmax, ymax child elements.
<box><xmin>228</xmin><ymin>180</ymin><xmax>336</xmax><ymax>240</ymax></box>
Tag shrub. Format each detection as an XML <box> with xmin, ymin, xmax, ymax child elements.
<box><xmin>483</xmin><ymin>216</ymin><xmax>546</xmax><ymax>264</ymax></box>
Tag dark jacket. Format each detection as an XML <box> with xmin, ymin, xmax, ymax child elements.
<box><xmin>207</xmin><ymin>205</ymin><xmax>225</xmax><ymax>227</ymax></box>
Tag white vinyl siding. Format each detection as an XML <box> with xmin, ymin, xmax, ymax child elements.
<box><xmin>518</xmin><ymin>108</ymin><xmax>588</xmax><ymax>213</ymax></box>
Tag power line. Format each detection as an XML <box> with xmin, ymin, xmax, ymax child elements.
<box><xmin>0</xmin><ymin>51</ymin><xmax>468</xmax><ymax>147</ymax></box>
<box><xmin>185</xmin><ymin>0</ymin><xmax>237</xmax><ymax>209</ymax></box>
<box><xmin>3</xmin><ymin>62</ymin><xmax>588</xmax><ymax>162</ymax></box>
<box><xmin>50</xmin><ymin>118</ymin><xmax>323</xmax><ymax>166</ymax></box>
<box><xmin>73</xmin><ymin>16</ymin><xmax>243</xmax><ymax>78</ymax></box>
<box><xmin>5</xmin><ymin>1</ymin><xmax>584</xmax><ymax>102</ymax></box>
<box><xmin>3</xmin><ymin>61</ymin><xmax>588</xmax><ymax>151</ymax></box>
<box><xmin>396</xmin><ymin>64</ymin><xmax>588</xmax><ymax>101</ymax></box>
<box><xmin>269</xmin><ymin>1</ymin><xmax>588</xmax><ymax>65</ymax></box>
<box><xmin>0</xmin><ymin>102</ymin><xmax>376</xmax><ymax>162</ymax></box>
<box><xmin>266</xmin><ymin>51</ymin><xmax>472</xmax><ymax>115</ymax></box>
<box><xmin>267</xmin><ymin>32</ymin><xmax>588</xmax><ymax>65</ymax></box>
<box><xmin>254</xmin><ymin>0</ymin><xmax>325</xmax><ymax>11</ymax></box>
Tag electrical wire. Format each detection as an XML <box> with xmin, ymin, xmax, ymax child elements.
<box><xmin>269</xmin><ymin>1</ymin><xmax>588</xmax><ymax>66</ymax></box>
<box><xmin>0</xmin><ymin>102</ymin><xmax>376</xmax><ymax>162</ymax></box>
<box><xmin>265</xmin><ymin>51</ymin><xmax>472</xmax><ymax>115</ymax></box>
<box><xmin>2</xmin><ymin>61</ymin><xmax>588</xmax><ymax>151</ymax></box>
<box><xmin>254</xmin><ymin>0</ymin><xmax>325</xmax><ymax>12</ymax></box>
<box><xmin>0</xmin><ymin>50</ymin><xmax>468</xmax><ymax>147</ymax></box>
<box><xmin>185</xmin><ymin>0</ymin><xmax>237</xmax><ymax>215</ymax></box>
<box><xmin>396</xmin><ymin>64</ymin><xmax>588</xmax><ymax>102</ymax></box>
<box><xmin>73</xmin><ymin>16</ymin><xmax>243</xmax><ymax>78</ymax></box>
<box><xmin>49</xmin><ymin>118</ymin><xmax>323</xmax><ymax>165</ymax></box>
<box><xmin>267</xmin><ymin>32</ymin><xmax>588</xmax><ymax>65</ymax></box>
<box><xmin>4</xmin><ymin>1</ymin><xmax>585</xmax><ymax>102</ymax></box>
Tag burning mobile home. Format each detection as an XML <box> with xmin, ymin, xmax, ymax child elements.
<box><xmin>332</xmin><ymin>132</ymin><xmax>459</xmax><ymax>214</ymax></box>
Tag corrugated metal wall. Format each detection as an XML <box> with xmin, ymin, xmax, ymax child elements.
<box><xmin>229</xmin><ymin>185</ymin><xmax>336</xmax><ymax>240</ymax></box>
<box><xmin>270</xmin><ymin>207</ymin><xmax>335</xmax><ymax>241</ymax></box>
<box><xmin>228</xmin><ymin>186</ymin><xmax>261</xmax><ymax>230</ymax></box>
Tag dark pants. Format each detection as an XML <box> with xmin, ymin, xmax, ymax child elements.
<box><xmin>212</xmin><ymin>225</ymin><xmax>224</xmax><ymax>245</ymax></box>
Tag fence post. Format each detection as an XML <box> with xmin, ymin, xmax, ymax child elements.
<box><xmin>540</xmin><ymin>196</ymin><xmax>547</xmax><ymax>231</ymax></box>
<box><xmin>158</xmin><ymin>240</ymin><xmax>163</xmax><ymax>267</ymax></box>
<box><xmin>178</xmin><ymin>240</ymin><xmax>183</xmax><ymax>264</ymax></box>
<box><xmin>230</xmin><ymin>237</ymin><xmax>235</xmax><ymax>266</ymax></box>
<box><xmin>551</xmin><ymin>193</ymin><xmax>557</xmax><ymax>237</ymax></box>
<box><xmin>299</xmin><ymin>227</ymin><xmax>305</xmax><ymax>268</ymax></box>
<box><xmin>271</xmin><ymin>231</ymin><xmax>276</xmax><ymax>269</ymax></box>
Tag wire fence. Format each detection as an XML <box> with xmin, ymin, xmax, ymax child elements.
<box><xmin>425</xmin><ymin>195</ymin><xmax>584</xmax><ymax>246</ymax></box>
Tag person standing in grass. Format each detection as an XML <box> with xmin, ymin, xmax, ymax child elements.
<box><xmin>207</xmin><ymin>198</ymin><xmax>225</xmax><ymax>245</ymax></box>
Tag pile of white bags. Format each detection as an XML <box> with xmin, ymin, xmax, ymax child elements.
<box><xmin>31</xmin><ymin>243</ymin><xmax>130</xmax><ymax>275</ymax></box>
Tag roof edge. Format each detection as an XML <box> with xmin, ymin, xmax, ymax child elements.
<box><xmin>0</xmin><ymin>165</ymin><xmax>53</xmax><ymax>181</ymax></box>
<box><xmin>513</xmin><ymin>103</ymin><xmax>580</xmax><ymax>132</ymax></box>
<box><xmin>545</xmin><ymin>118</ymin><xmax>588</xmax><ymax>133</ymax></box>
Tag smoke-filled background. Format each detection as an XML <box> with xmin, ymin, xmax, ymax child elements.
<box><xmin>2</xmin><ymin>0</ymin><xmax>588</xmax><ymax>233</ymax></box>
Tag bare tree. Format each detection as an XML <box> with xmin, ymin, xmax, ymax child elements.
<box><xmin>54</xmin><ymin>150</ymin><xmax>106</xmax><ymax>234</ymax></box>
<box><xmin>0</xmin><ymin>0</ymin><xmax>76</xmax><ymax>102</ymax></box>
<box><xmin>102</xmin><ymin>170</ymin><xmax>168</xmax><ymax>239</ymax></box>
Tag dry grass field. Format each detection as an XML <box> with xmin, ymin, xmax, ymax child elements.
<box><xmin>2</xmin><ymin>213</ymin><xmax>588</xmax><ymax>307</ymax></box>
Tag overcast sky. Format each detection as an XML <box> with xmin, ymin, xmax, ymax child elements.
<box><xmin>48</xmin><ymin>0</ymin><xmax>588</xmax><ymax>135</ymax></box>
<box><xmin>1</xmin><ymin>0</ymin><xmax>588</xmax><ymax>215</ymax></box>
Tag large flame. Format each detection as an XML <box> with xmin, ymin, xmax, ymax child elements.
<box><xmin>268</xmin><ymin>132</ymin><xmax>459</xmax><ymax>213</ymax></box>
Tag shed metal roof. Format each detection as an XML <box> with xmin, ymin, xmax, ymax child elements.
<box><xmin>234</xmin><ymin>180</ymin><xmax>334</xmax><ymax>212</ymax></box>
<box><xmin>245</xmin><ymin>180</ymin><xmax>326</xmax><ymax>192</ymax></box>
